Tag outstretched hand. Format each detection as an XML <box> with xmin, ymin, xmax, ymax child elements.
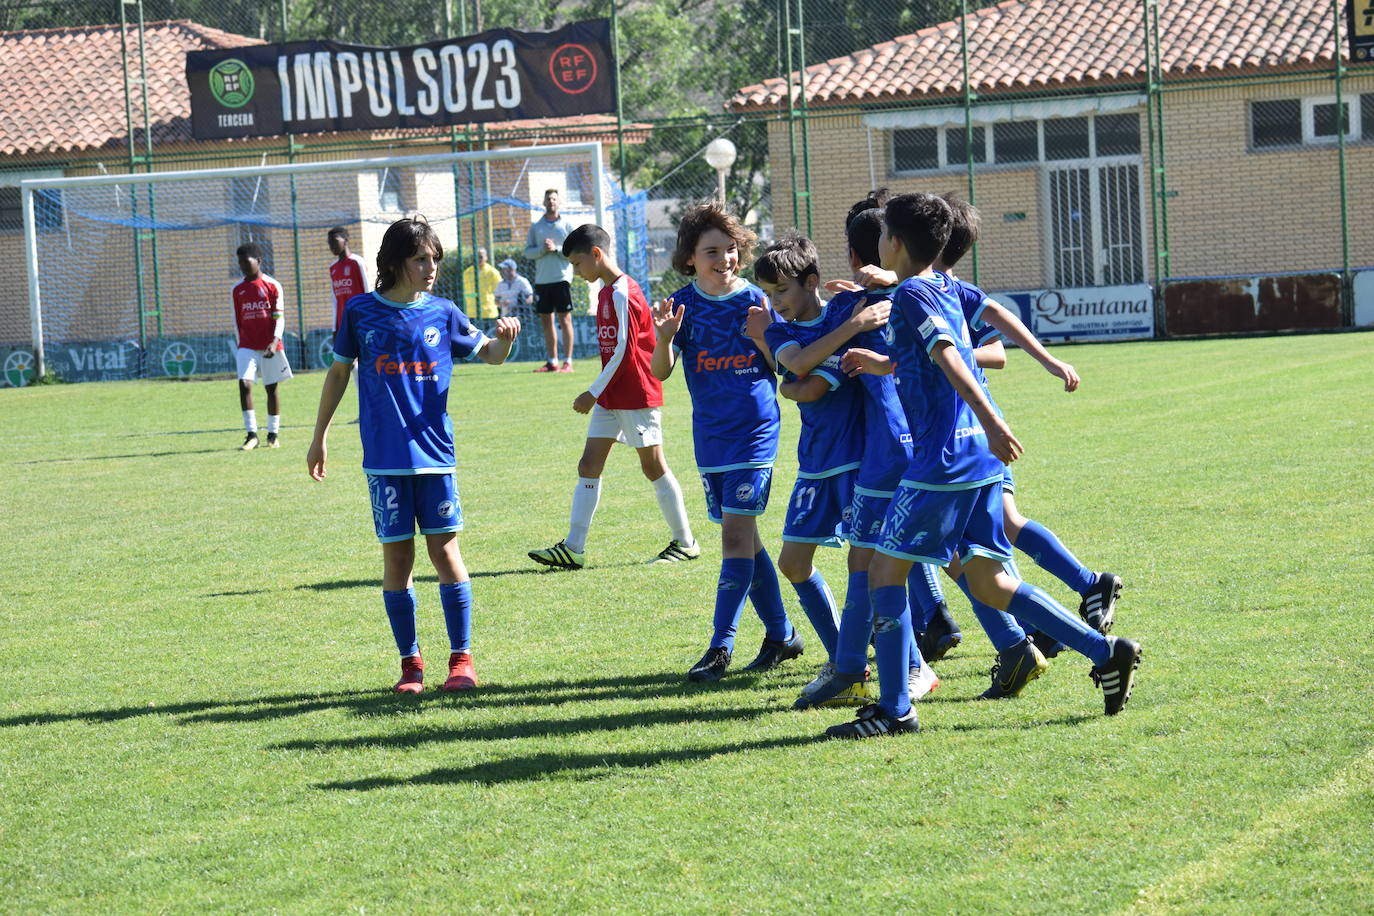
<box><xmin>652</xmin><ymin>297</ymin><xmax>685</xmax><ymax>339</ymax></box>
<box><xmin>823</xmin><ymin>279</ymin><xmax>863</xmax><ymax>294</ymax></box>
<box><xmin>493</xmin><ymin>316</ymin><xmax>521</xmax><ymax>341</ymax></box>
<box><xmin>744</xmin><ymin>304</ymin><xmax>772</xmax><ymax>340</ymax></box>
<box><xmin>840</xmin><ymin>347</ymin><xmax>891</xmax><ymax>377</ymax></box>
<box><xmin>853</xmin><ymin>265</ymin><xmax>899</xmax><ymax>289</ymax></box>
<box><xmin>847</xmin><ymin>297</ymin><xmax>891</xmax><ymax>332</ymax></box>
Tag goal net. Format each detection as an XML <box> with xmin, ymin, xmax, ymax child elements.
<box><xmin>12</xmin><ymin>141</ymin><xmax>648</xmax><ymax>384</ymax></box>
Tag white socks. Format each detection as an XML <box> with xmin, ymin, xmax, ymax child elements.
<box><xmin>652</xmin><ymin>471</ymin><xmax>694</xmax><ymax>546</ymax></box>
<box><xmin>566</xmin><ymin>477</ymin><xmax>601</xmax><ymax>553</ymax></box>
<box><xmin>242</xmin><ymin>410</ymin><xmax>257</xmax><ymax>433</ymax></box>
<box><xmin>267</xmin><ymin>414</ymin><xmax>281</xmax><ymax>434</ymax></box>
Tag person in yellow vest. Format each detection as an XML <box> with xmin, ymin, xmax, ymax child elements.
<box><xmin>462</xmin><ymin>247</ymin><xmax>503</xmax><ymax>321</ymax></box>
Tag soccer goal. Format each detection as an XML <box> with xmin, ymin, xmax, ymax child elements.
<box><xmin>15</xmin><ymin>141</ymin><xmax>648</xmax><ymax>383</ymax></box>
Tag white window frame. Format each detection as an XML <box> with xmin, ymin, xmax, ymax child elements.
<box><xmin>1304</xmin><ymin>96</ymin><xmax>1359</xmax><ymax>143</ymax></box>
<box><xmin>890</xmin><ymin>112</ymin><xmax>1139</xmax><ymax>176</ymax></box>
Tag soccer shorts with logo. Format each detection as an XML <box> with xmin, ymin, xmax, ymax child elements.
<box><xmin>700</xmin><ymin>467</ymin><xmax>773</xmax><ymax>524</ymax></box>
<box><xmin>782</xmin><ymin>469</ymin><xmax>857</xmax><ymax>547</ymax></box>
<box><xmin>367</xmin><ymin>473</ymin><xmax>464</xmax><ymax>543</ymax></box>
<box><xmin>236</xmin><ymin>346</ymin><xmax>293</xmax><ymax>384</ymax></box>
<box><xmin>585</xmin><ymin>405</ymin><xmax>663</xmax><ymax>448</ymax></box>
<box><xmin>877</xmin><ymin>480</ymin><xmax>1012</xmax><ymax>566</ymax></box>
<box><xmin>848</xmin><ymin>487</ymin><xmax>895</xmax><ymax>550</ymax></box>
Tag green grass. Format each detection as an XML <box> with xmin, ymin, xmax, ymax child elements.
<box><xmin>1</xmin><ymin>333</ymin><xmax>1371</xmax><ymax>914</ymax></box>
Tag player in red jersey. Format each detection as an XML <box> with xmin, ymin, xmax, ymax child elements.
<box><xmin>327</xmin><ymin>226</ymin><xmax>370</xmax><ymax>331</ymax></box>
<box><xmin>232</xmin><ymin>242</ymin><xmax>292</xmax><ymax>450</ymax></box>
<box><xmin>527</xmin><ymin>223</ymin><xmax>699</xmax><ymax>570</ymax></box>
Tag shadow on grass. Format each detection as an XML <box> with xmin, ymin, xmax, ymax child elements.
<box><xmin>20</xmin><ymin>448</ymin><xmax>229</xmax><ymax>464</ymax></box>
<box><xmin>295</xmin><ymin>562</ymin><xmax>646</xmax><ymax>591</ymax></box>
<box><xmin>319</xmin><ymin>734</ymin><xmax>826</xmax><ymax>789</ymax></box>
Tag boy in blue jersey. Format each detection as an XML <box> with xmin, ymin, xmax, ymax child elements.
<box><xmin>650</xmin><ymin>203</ymin><xmax>800</xmax><ymax>683</ymax></box>
<box><xmin>745</xmin><ymin>234</ymin><xmax>870</xmax><ymax>706</ymax></box>
<box><xmin>306</xmin><ymin>218</ymin><xmax>520</xmax><ymax>694</ymax></box>
<box><xmin>827</xmin><ymin>193</ymin><xmax>1142</xmax><ymax>738</ymax></box>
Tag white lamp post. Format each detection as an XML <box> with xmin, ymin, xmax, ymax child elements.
<box><xmin>704</xmin><ymin>137</ymin><xmax>737</xmax><ymax>205</ymax></box>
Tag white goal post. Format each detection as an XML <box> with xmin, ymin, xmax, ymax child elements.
<box><xmin>19</xmin><ymin>141</ymin><xmax>609</xmax><ymax>380</ymax></box>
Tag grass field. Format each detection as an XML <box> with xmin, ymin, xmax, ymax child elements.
<box><xmin>1</xmin><ymin>332</ymin><xmax>1372</xmax><ymax>913</ymax></box>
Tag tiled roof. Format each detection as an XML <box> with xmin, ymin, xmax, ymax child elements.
<box><xmin>730</xmin><ymin>0</ymin><xmax>1348</xmax><ymax>111</ymax></box>
<box><xmin>0</xmin><ymin>20</ymin><xmax>262</xmax><ymax>156</ymax></box>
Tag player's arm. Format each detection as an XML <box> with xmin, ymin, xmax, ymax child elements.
<box><xmin>743</xmin><ymin>305</ymin><xmax>778</xmax><ymax>373</ymax></box>
<box><xmin>978</xmin><ymin>299</ymin><xmax>1079</xmax><ymax>391</ymax></box>
<box><xmin>779</xmin><ymin>374</ymin><xmax>832</xmax><ymax>403</ymax></box>
<box><xmin>477</xmin><ymin>316</ymin><xmax>521</xmax><ymax>365</ymax></box>
<box><xmin>974</xmin><ymin>338</ymin><xmax>1007</xmax><ymax>370</ymax></box>
<box><xmin>266</xmin><ymin>277</ymin><xmax>286</xmax><ymax>355</ymax></box>
<box><xmin>780</xmin><ymin>297</ymin><xmax>890</xmax><ymax>376</ymax></box>
<box><xmin>651</xmin><ymin>297</ymin><xmax>682</xmax><ymax>380</ymax></box>
<box><xmin>524</xmin><ymin>225</ymin><xmax>544</xmax><ymax>262</ymax></box>
<box><xmin>839</xmin><ymin>347</ymin><xmax>893</xmax><ymax>377</ymax></box>
<box><xmin>307</xmin><ymin>359</ymin><xmax>353</xmax><ymax>480</ymax></box>
<box><xmin>578</xmin><ymin>289</ymin><xmax>632</xmax><ymax>413</ymax></box>
<box><xmin>930</xmin><ymin>341</ymin><xmax>1022</xmax><ymax>464</ymax></box>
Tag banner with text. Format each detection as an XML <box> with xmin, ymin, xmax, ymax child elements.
<box><xmin>988</xmin><ymin>284</ymin><xmax>1155</xmax><ymax>342</ymax></box>
<box><xmin>187</xmin><ymin>19</ymin><xmax>615</xmax><ymax>140</ymax></box>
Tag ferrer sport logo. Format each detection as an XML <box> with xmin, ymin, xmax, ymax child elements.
<box><xmin>209</xmin><ymin>59</ymin><xmax>255</xmax><ymax>108</ymax></box>
<box><xmin>162</xmin><ymin>342</ymin><xmax>197</xmax><ymax>377</ymax></box>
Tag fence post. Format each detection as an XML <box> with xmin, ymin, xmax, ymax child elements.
<box><xmin>1334</xmin><ymin>0</ymin><xmax>1353</xmax><ymax>324</ymax></box>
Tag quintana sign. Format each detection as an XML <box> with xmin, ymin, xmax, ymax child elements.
<box><xmin>187</xmin><ymin>19</ymin><xmax>614</xmax><ymax>140</ymax></box>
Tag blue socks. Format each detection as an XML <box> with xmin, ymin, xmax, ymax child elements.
<box><xmin>382</xmin><ymin>588</ymin><xmax>419</xmax><ymax>657</ymax></box>
<box><xmin>749</xmin><ymin>548</ymin><xmax>793</xmax><ymax>642</ymax></box>
<box><xmin>790</xmin><ymin>571</ymin><xmax>839</xmax><ymax>659</ymax></box>
<box><xmin>870</xmin><ymin>585</ymin><xmax>915</xmax><ymax>718</ymax></box>
<box><xmin>954</xmin><ymin>575</ymin><xmax>1027</xmax><ymax>652</ymax></box>
<box><xmin>907</xmin><ymin>563</ymin><xmax>946</xmax><ymax>633</ymax></box>
<box><xmin>711</xmin><ymin>557</ymin><xmax>754</xmax><ymax>652</ymax></box>
<box><xmin>1016</xmin><ymin>520</ymin><xmax>1096</xmax><ymax>594</ymax></box>
<box><xmin>1006</xmin><ymin>582</ymin><xmax>1109</xmax><ymax>666</ymax></box>
<box><xmin>439</xmin><ymin>580</ymin><xmax>472</xmax><ymax>653</ymax></box>
<box><xmin>835</xmin><ymin>571</ymin><xmax>872</xmax><ymax>674</ymax></box>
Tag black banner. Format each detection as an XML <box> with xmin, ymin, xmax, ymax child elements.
<box><xmin>1351</xmin><ymin>0</ymin><xmax>1374</xmax><ymax>62</ymax></box>
<box><xmin>186</xmin><ymin>19</ymin><xmax>615</xmax><ymax>140</ymax></box>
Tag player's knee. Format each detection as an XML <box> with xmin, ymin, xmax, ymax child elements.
<box><xmin>776</xmin><ymin>552</ymin><xmax>811</xmax><ymax>583</ymax></box>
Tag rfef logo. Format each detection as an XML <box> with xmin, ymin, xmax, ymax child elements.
<box><xmin>209</xmin><ymin>58</ymin><xmax>255</xmax><ymax>108</ymax></box>
<box><xmin>549</xmin><ymin>43</ymin><xmax>597</xmax><ymax>94</ymax></box>
<box><xmin>3</xmin><ymin>350</ymin><xmax>35</xmax><ymax>387</ymax></box>
<box><xmin>423</xmin><ymin>326</ymin><xmax>441</xmax><ymax>347</ymax></box>
<box><xmin>162</xmin><ymin>342</ymin><xmax>196</xmax><ymax>377</ymax></box>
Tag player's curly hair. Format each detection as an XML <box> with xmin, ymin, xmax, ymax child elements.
<box><xmin>671</xmin><ymin>202</ymin><xmax>756</xmax><ymax>276</ymax></box>
<box><xmin>375</xmin><ymin>217</ymin><xmax>444</xmax><ymax>293</ymax></box>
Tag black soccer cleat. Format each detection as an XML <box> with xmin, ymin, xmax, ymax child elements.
<box><xmin>265</xmin><ymin>432</ymin><xmax>279</xmax><ymax>448</ymax></box>
<box><xmin>977</xmin><ymin>637</ymin><xmax>1049</xmax><ymax>700</ymax></box>
<box><xmin>1078</xmin><ymin>572</ymin><xmax>1122</xmax><ymax>634</ymax></box>
<box><xmin>687</xmin><ymin>646</ymin><xmax>732</xmax><ymax>682</ymax></box>
<box><xmin>825</xmin><ymin>703</ymin><xmax>919</xmax><ymax>739</ymax></box>
<box><xmin>917</xmin><ymin>602</ymin><xmax>962</xmax><ymax>662</ymax></box>
<box><xmin>741</xmin><ymin>628</ymin><xmax>804</xmax><ymax>672</ymax></box>
<box><xmin>1091</xmin><ymin>636</ymin><xmax>1141</xmax><ymax>716</ymax></box>
<box><xmin>1028</xmin><ymin>629</ymin><xmax>1065</xmax><ymax>659</ymax></box>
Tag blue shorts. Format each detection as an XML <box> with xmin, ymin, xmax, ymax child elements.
<box><xmin>876</xmin><ymin>480</ymin><xmax>1012</xmax><ymax>566</ymax></box>
<box><xmin>700</xmin><ymin>467</ymin><xmax>773</xmax><ymax>524</ymax></box>
<box><xmin>367</xmin><ymin>473</ymin><xmax>464</xmax><ymax>543</ymax></box>
<box><xmin>1002</xmin><ymin>464</ymin><xmax>1015</xmax><ymax>494</ymax></box>
<box><xmin>848</xmin><ymin>486</ymin><xmax>894</xmax><ymax>550</ymax></box>
<box><xmin>782</xmin><ymin>470</ymin><xmax>856</xmax><ymax>547</ymax></box>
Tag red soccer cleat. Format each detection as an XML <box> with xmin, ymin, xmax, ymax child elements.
<box><xmin>441</xmin><ymin>651</ymin><xmax>478</xmax><ymax>691</ymax></box>
<box><xmin>533</xmin><ymin>362</ymin><xmax>558</xmax><ymax>373</ymax></box>
<box><xmin>393</xmin><ymin>654</ymin><xmax>424</xmax><ymax>694</ymax></box>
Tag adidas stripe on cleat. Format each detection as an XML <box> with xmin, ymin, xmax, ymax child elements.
<box><xmin>528</xmin><ymin>540</ymin><xmax>585</xmax><ymax>570</ymax></box>
<box><xmin>1091</xmin><ymin>636</ymin><xmax>1141</xmax><ymax>715</ymax></box>
<box><xmin>825</xmin><ymin>703</ymin><xmax>919</xmax><ymax>739</ymax></box>
<box><xmin>977</xmin><ymin>637</ymin><xmax>1049</xmax><ymax>700</ymax></box>
<box><xmin>650</xmin><ymin>538</ymin><xmax>701</xmax><ymax>564</ymax></box>
<box><xmin>1079</xmin><ymin>572</ymin><xmax>1122</xmax><ymax>634</ymax></box>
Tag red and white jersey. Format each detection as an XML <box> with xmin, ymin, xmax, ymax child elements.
<box><xmin>330</xmin><ymin>253</ymin><xmax>369</xmax><ymax>330</ymax></box>
<box><xmin>232</xmin><ymin>274</ymin><xmax>285</xmax><ymax>351</ymax></box>
<box><xmin>588</xmin><ymin>273</ymin><xmax>663</xmax><ymax>410</ymax></box>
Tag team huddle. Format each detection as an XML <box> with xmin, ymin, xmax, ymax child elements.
<box><xmin>297</xmin><ymin>190</ymin><xmax>1142</xmax><ymax>739</ymax></box>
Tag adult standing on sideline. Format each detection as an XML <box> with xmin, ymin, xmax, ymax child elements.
<box><xmin>494</xmin><ymin>258</ymin><xmax>534</xmax><ymax>318</ymax></box>
<box><xmin>525</xmin><ymin>188</ymin><xmax>576</xmax><ymax>373</ymax></box>
<box><xmin>462</xmin><ymin>247</ymin><xmax>502</xmax><ymax>322</ymax></box>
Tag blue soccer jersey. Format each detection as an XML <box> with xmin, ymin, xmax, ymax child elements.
<box><xmin>333</xmin><ymin>291</ymin><xmax>487</xmax><ymax>475</ymax></box>
<box><xmin>823</xmin><ymin>289</ymin><xmax>912</xmax><ymax>493</ymax></box>
<box><xmin>887</xmin><ymin>272</ymin><xmax>1004</xmax><ymax>490</ymax></box>
<box><xmin>764</xmin><ymin>304</ymin><xmax>864</xmax><ymax>479</ymax></box>
<box><xmin>954</xmin><ymin>278</ymin><xmax>1004</xmax><ymax>349</ymax></box>
<box><xmin>671</xmin><ymin>281</ymin><xmax>780</xmax><ymax>472</ymax></box>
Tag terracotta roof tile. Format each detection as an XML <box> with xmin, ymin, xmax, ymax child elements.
<box><xmin>730</xmin><ymin>0</ymin><xmax>1347</xmax><ymax>111</ymax></box>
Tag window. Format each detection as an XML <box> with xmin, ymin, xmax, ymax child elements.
<box><xmin>1044</xmin><ymin>116</ymin><xmax>1090</xmax><ymax>160</ymax></box>
<box><xmin>0</xmin><ymin>177</ymin><xmax>64</xmax><ymax>234</ymax></box>
<box><xmin>1365</xmin><ymin>94</ymin><xmax>1374</xmax><ymax>141</ymax></box>
<box><xmin>993</xmin><ymin>120</ymin><xmax>1038</xmax><ymax>164</ymax></box>
<box><xmin>378</xmin><ymin>168</ymin><xmax>403</xmax><ymax>212</ymax></box>
<box><xmin>1095</xmin><ymin>113</ymin><xmax>1141</xmax><ymax>156</ymax></box>
<box><xmin>1305</xmin><ymin>97</ymin><xmax>1356</xmax><ymax>143</ymax></box>
<box><xmin>1251</xmin><ymin>99</ymin><xmax>1303</xmax><ymax>148</ymax></box>
<box><xmin>493</xmin><ymin>227</ymin><xmax>512</xmax><ymax>243</ymax></box>
<box><xmin>946</xmin><ymin>125</ymin><xmax>987</xmax><ymax>165</ymax></box>
<box><xmin>893</xmin><ymin>127</ymin><xmax>939</xmax><ymax>171</ymax></box>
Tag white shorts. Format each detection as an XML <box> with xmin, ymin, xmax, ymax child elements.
<box><xmin>236</xmin><ymin>347</ymin><xmax>293</xmax><ymax>384</ymax></box>
<box><xmin>585</xmin><ymin>404</ymin><xmax>663</xmax><ymax>448</ymax></box>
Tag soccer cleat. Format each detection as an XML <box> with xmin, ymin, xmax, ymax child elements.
<box><xmin>440</xmin><ymin>651</ymin><xmax>478</xmax><ymax>691</ymax></box>
<box><xmin>533</xmin><ymin>362</ymin><xmax>558</xmax><ymax>373</ymax></box>
<box><xmin>1029</xmin><ymin>629</ymin><xmax>1066</xmax><ymax>659</ymax></box>
<box><xmin>909</xmin><ymin>663</ymin><xmax>940</xmax><ymax>702</ymax></box>
<box><xmin>688</xmin><ymin>646</ymin><xmax>732</xmax><ymax>682</ymax></box>
<box><xmin>558</xmin><ymin>361</ymin><xmax>574</xmax><ymax>373</ymax></box>
<box><xmin>393</xmin><ymin>654</ymin><xmax>424</xmax><ymax>694</ymax></box>
<box><xmin>825</xmin><ymin>702</ymin><xmax>919</xmax><ymax>739</ymax></box>
<box><xmin>265</xmin><ymin>432</ymin><xmax>279</xmax><ymax>448</ymax></box>
<box><xmin>650</xmin><ymin>538</ymin><xmax>701</xmax><ymax>564</ymax></box>
<box><xmin>1091</xmin><ymin>636</ymin><xmax>1141</xmax><ymax>715</ymax></box>
<box><xmin>239</xmin><ymin>432</ymin><xmax>259</xmax><ymax>451</ymax></box>
<box><xmin>527</xmin><ymin>540</ymin><xmax>585</xmax><ymax>570</ymax></box>
<box><xmin>977</xmin><ymin>637</ymin><xmax>1049</xmax><ymax>700</ymax></box>
<box><xmin>917</xmin><ymin>603</ymin><xmax>962</xmax><ymax>662</ymax></box>
<box><xmin>741</xmin><ymin>628</ymin><xmax>805</xmax><ymax>672</ymax></box>
<box><xmin>1079</xmin><ymin>572</ymin><xmax>1122</xmax><ymax>634</ymax></box>
<box><xmin>792</xmin><ymin>663</ymin><xmax>869</xmax><ymax>709</ymax></box>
